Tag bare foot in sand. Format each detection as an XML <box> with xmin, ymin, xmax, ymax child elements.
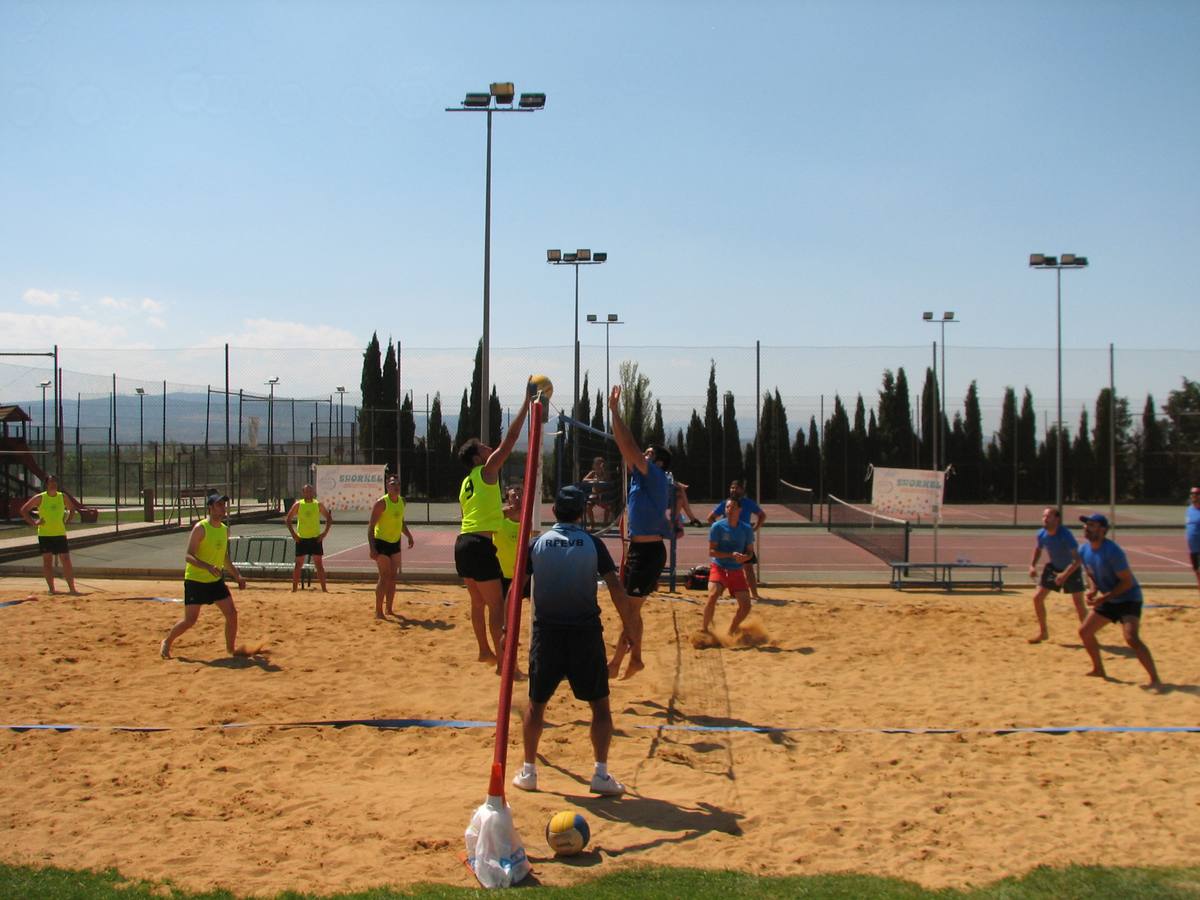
<box><xmin>1028</xmin><ymin>633</ymin><xmax>1048</xmax><ymax>644</ymax></box>
<box><xmin>375</xmin><ymin>612</ymin><xmax>386</xmax><ymax>621</ymax></box>
<box><xmin>620</xmin><ymin>659</ymin><xmax>645</xmax><ymax>680</ymax></box>
<box><xmin>478</xmin><ymin>651</ymin><xmax>498</xmax><ymax>665</ymax></box>
<box><xmin>1085</xmin><ymin>668</ymin><xmax>1106</xmax><ymax>679</ymax></box>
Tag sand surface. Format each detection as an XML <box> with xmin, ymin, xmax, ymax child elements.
<box><xmin>1</xmin><ymin>575</ymin><xmax>1198</xmax><ymax>895</ymax></box>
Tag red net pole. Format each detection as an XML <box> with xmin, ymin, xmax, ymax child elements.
<box><xmin>486</xmin><ymin>397</ymin><xmax>543</xmax><ymax>798</ymax></box>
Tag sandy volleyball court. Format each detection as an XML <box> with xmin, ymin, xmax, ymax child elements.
<box><xmin>1</xmin><ymin>576</ymin><xmax>1197</xmax><ymax>895</ymax></box>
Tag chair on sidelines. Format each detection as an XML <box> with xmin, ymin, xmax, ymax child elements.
<box><xmin>228</xmin><ymin>535</ymin><xmax>314</xmax><ymax>587</ymax></box>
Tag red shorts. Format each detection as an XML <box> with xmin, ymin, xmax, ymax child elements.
<box><xmin>708</xmin><ymin>564</ymin><xmax>748</xmax><ymax>593</ymax></box>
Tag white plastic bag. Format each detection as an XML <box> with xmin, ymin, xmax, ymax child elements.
<box><xmin>465</xmin><ymin>794</ymin><xmax>531</xmax><ymax>888</ymax></box>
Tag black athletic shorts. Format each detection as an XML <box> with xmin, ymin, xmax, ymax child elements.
<box><xmin>184</xmin><ymin>579</ymin><xmax>232</xmax><ymax>606</ymax></box>
<box><xmin>295</xmin><ymin>537</ymin><xmax>324</xmax><ymax>557</ymax></box>
<box><xmin>1039</xmin><ymin>563</ymin><xmax>1085</xmax><ymax>594</ymax></box>
<box><xmin>1191</xmin><ymin>551</ymin><xmax>1199</xmax><ymax>572</ymax></box>
<box><xmin>528</xmin><ymin>623</ymin><xmax>608</xmax><ymax>704</ymax></box>
<box><xmin>455</xmin><ymin>532</ymin><xmax>502</xmax><ymax>581</ymax></box>
<box><xmin>1094</xmin><ymin>598</ymin><xmax>1142</xmax><ymax>623</ymax></box>
<box><xmin>374</xmin><ymin>537</ymin><xmax>402</xmax><ymax>557</ymax></box>
<box><xmin>623</xmin><ymin>540</ymin><xmax>666</xmax><ymax>597</ymax></box>
<box><xmin>37</xmin><ymin>535</ymin><xmax>69</xmax><ymax>555</ymax></box>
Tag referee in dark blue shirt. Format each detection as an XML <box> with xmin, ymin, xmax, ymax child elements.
<box><xmin>511</xmin><ymin>485</ymin><xmax>636</xmax><ymax>797</ymax></box>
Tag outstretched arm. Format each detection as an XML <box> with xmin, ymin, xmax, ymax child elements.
<box><xmin>481</xmin><ymin>380</ymin><xmax>533</xmax><ymax>483</ymax></box>
<box><xmin>607</xmin><ymin>386</ymin><xmax>647</xmax><ymax>475</ymax></box>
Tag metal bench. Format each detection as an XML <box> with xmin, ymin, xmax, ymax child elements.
<box><xmin>890</xmin><ymin>561</ymin><xmax>1007</xmax><ymax>591</ymax></box>
<box><xmin>229</xmin><ymin>535</ymin><xmax>314</xmax><ymax>587</ymax></box>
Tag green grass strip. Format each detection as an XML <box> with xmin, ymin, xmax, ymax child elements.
<box><xmin>2</xmin><ymin>863</ymin><xmax>1199</xmax><ymax>899</ymax></box>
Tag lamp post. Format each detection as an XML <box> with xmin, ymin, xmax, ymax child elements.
<box><xmin>135</xmin><ymin>387</ymin><xmax>145</xmax><ymax>493</ymax></box>
<box><xmin>37</xmin><ymin>379</ymin><xmax>52</xmax><ymax>452</ymax></box>
<box><xmin>447</xmin><ymin>82</ymin><xmax>546</xmax><ymax>440</ymax></box>
<box><xmin>266</xmin><ymin>377</ymin><xmax>279</xmax><ymax>501</ymax></box>
<box><xmin>1029</xmin><ymin>253</ymin><xmax>1088</xmax><ymax>512</ymax></box>
<box><xmin>921</xmin><ymin>311</ymin><xmax>958</xmax><ymax>471</ymax></box>
<box><xmin>548</xmin><ymin>248</ymin><xmax>607</xmax><ymax>480</ymax></box>
<box><xmin>335</xmin><ymin>386</ymin><xmax>346</xmax><ymax>460</ymax></box>
<box><xmin>586</xmin><ymin>313</ymin><xmax>623</xmax><ymax>433</ymax></box>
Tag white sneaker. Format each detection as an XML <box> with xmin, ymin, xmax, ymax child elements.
<box><xmin>512</xmin><ymin>768</ymin><xmax>538</xmax><ymax>792</ymax></box>
<box><xmin>589</xmin><ymin>772</ymin><xmax>625</xmax><ymax>796</ymax></box>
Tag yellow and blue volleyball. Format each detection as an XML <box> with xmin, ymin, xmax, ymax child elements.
<box><xmin>529</xmin><ymin>374</ymin><xmax>554</xmax><ymax>402</ymax></box>
<box><xmin>545</xmin><ymin>809</ymin><xmax>589</xmax><ymax>856</ymax></box>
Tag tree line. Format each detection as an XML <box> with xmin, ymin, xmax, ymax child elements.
<box><xmin>356</xmin><ymin>334</ymin><xmax>1199</xmax><ymax>503</ymax></box>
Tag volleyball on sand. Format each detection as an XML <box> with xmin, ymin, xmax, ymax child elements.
<box><xmin>545</xmin><ymin>810</ymin><xmax>589</xmax><ymax>856</ymax></box>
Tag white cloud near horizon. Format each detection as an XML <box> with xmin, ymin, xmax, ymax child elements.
<box><xmin>140</xmin><ymin>297</ymin><xmax>164</xmax><ymax>313</ymax></box>
<box><xmin>23</xmin><ymin>288</ymin><xmax>61</xmax><ymax>307</ymax></box>
<box><xmin>99</xmin><ymin>296</ymin><xmax>128</xmax><ymax>310</ymax></box>
<box><xmin>0</xmin><ymin>311</ymin><xmax>140</xmax><ymax>348</ymax></box>
<box><xmin>205</xmin><ymin>318</ymin><xmax>359</xmax><ymax>350</ymax></box>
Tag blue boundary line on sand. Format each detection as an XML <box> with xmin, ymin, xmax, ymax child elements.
<box><xmin>639</xmin><ymin>724</ymin><xmax>1200</xmax><ymax>735</ymax></box>
<box><xmin>5</xmin><ymin>719</ymin><xmax>1197</xmax><ymax>736</ymax></box>
<box><xmin>4</xmin><ymin>718</ymin><xmax>495</xmax><ymax>734</ymax></box>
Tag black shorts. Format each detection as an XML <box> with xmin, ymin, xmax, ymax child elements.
<box><xmin>1191</xmin><ymin>551</ymin><xmax>1199</xmax><ymax>572</ymax></box>
<box><xmin>528</xmin><ymin>624</ymin><xmax>608</xmax><ymax>704</ymax></box>
<box><xmin>184</xmin><ymin>579</ymin><xmax>232</xmax><ymax>606</ymax></box>
<box><xmin>1039</xmin><ymin>563</ymin><xmax>1085</xmax><ymax>594</ymax></box>
<box><xmin>295</xmin><ymin>537</ymin><xmax>324</xmax><ymax>558</ymax></box>
<box><xmin>37</xmin><ymin>535</ymin><xmax>69</xmax><ymax>555</ymax></box>
<box><xmin>623</xmin><ymin>540</ymin><xmax>666</xmax><ymax>597</ymax></box>
<box><xmin>455</xmin><ymin>532</ymin><xmax>502</xmax><ymax>581</ymax></box>
<box><xmin>374</xmin><ymin>537</ymin><xmax>402</xmax><ymax>557</ymax></box>
<box><xmin>1094</xmin><ymin>598</ymin><xmax>1143</xmax><ymax>623</ymax></box>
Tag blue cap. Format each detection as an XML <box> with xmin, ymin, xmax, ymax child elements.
<box><xmin>554</xmin><ymin>485</ymin><xmax>587</xmax><ymax>518</ymax></box>
<box><xmin>1079</xmin><ymin>513</ymin><xmax>1109</xmax><ymax>528</ymax></box>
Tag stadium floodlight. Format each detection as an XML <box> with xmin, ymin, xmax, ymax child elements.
<box><xmin>922</xmin><ymin>311</ymin><xmax>933</xmax><ymax>321</ymax></box>
<box><xmin>447</xmin><ymin>82</ymin><xmax>547</xmax><ymax>439</ymax></box>
<box><xmin>1029</xmin><ymin>251</ymin><xmax>1089</xmax><ymax>512</ymax></box>
<box><xmin>549</xmin><ymin>246</ymin><xmax>609</xmax><ymax>478</ymax></box>
<box><xmin>587</xmin><ymin>312</ymin><xmax>624</xmax><ymax>433</ymax></box>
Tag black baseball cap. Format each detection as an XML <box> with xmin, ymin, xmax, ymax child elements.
<box><xmin>207</xmin><ymin>491</ymin><xmax>231</xmax><ymax>506</ymax></box>
<box><xmin>554</xmin><ymin>485</ymin><xmax>587</xmax><ymax>518</ymax></box>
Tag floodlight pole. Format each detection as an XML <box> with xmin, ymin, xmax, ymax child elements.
<box><xmin>38</xmin><ymin>379</ymin><xmax>51</xmax><ymax>452</ymax></box>
<box><xmin>587</xmin><ymin>313</ymin><xmax>623</xmax><ymax>434</ymax></box>
<box><xmin>1029</xmin><ymin>253</ymin><xmax>1088</xmax><ymax>513</ymax></box>
<box><xmin>448</xmin><ymin>83</ymin><xmax>546</xmax><ymax>441</ymax></box>
<box><xmin>548</xmin><ymin>248</ymin><xmax>606</xmax><ymax>480</ymax></box>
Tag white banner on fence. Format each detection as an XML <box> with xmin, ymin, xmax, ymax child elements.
<box><xmin>315</xmin><ymin>465</ymin><xmax>387</xmax><ymax>511</ymax></box>
<box><xmin>871</xmin><ymin>467</ymin><xmax>945</xmax><ymax>520</ymax></box>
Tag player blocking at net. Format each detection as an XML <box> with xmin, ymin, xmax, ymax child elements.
<box><xmin>455</xmin><ymin>378</ymin><xmax>533</xmax><ymax>668</ymax></box>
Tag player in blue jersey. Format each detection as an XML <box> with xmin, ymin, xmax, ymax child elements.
<box><xmin>1026</xmin><ymin>507</ymin><xmax>1086</xmax><ymax>643</ymax></box>
<box><xmin>1187</xmin><ymin>487</ymin><xmax>1200</xmax><ymax>595</ymax></box>
<box><xmin>604</xmin><ymin>384</ymin><xmax>671</xmax><ymax>679</ymax></box>
<box><xmin>511</xmin><ymin>485</ymin><xmax>636</xmax><ymax>797</ymax></box>
<box><xmin>707</xmin><ymin>479</ymin><xmax>767</xmax><ymax>601</ymax></box>
<box><xmin>1077</xmin><ymin>513</ymin><xmax>1161</xmax><ymax>689</ymax></box>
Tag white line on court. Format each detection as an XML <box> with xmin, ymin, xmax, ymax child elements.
<box><xmin>1127</xmin><ymin>547</ymin><xmax>1188</xmax><ymax>567</ymax></box>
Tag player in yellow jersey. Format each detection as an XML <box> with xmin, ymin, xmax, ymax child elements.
<box><xmin>367</xmin><ymin>475</ymin><xmax>414</xmax><ymax>619</ymax></box>
<box><xmin>285</xmin><ymin>483</ymin><xmax>333</xmax><ymax>592</ymax></box>
<box><xmin>161</xmin><ymin>492</ymin><xmax>247</xmax><ymax>659</ymax></box>
<box><xmin>456</xmin><ymin>379</ymin><xmax>532</xmax><ymax>666</ymax></box>
<box><xmin>20</xmin><ymin>474</ymin><xmax>81</xmax><ymax>594</ymax></box>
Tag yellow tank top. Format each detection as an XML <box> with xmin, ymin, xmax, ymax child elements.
<box><xmin>184</xmin><ymin>520</ymin><xmax>228</xmax><ymax>583</ymax></box>
<box><xmin>296</xmin><ymin>499</ymin><xmax>322</xmax><ymax>539</ymax></box>
<box><xmin>373</xmin><ymin>495</ymin><xmax>405</xmax><ymax>543</ymax></box>
<box><xmin>460</xmin><ymin>465</ymin><xmax>502</xmax><ymax>534</ymax></box>
<box><xmin>493</xmin><ymin>516</ymin><xmax>520</xmax><ymax>579</ymax></box>
<box><xmin>36</xmin><ymin>492</ymin><xmax>67</xmax><ymax>537</ymax></box>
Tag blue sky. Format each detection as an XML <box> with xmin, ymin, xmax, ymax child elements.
<box><xmin>2</xmin><ymin>0</ymin><xmax>1197</xmax><ymax>416</ymax></box>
